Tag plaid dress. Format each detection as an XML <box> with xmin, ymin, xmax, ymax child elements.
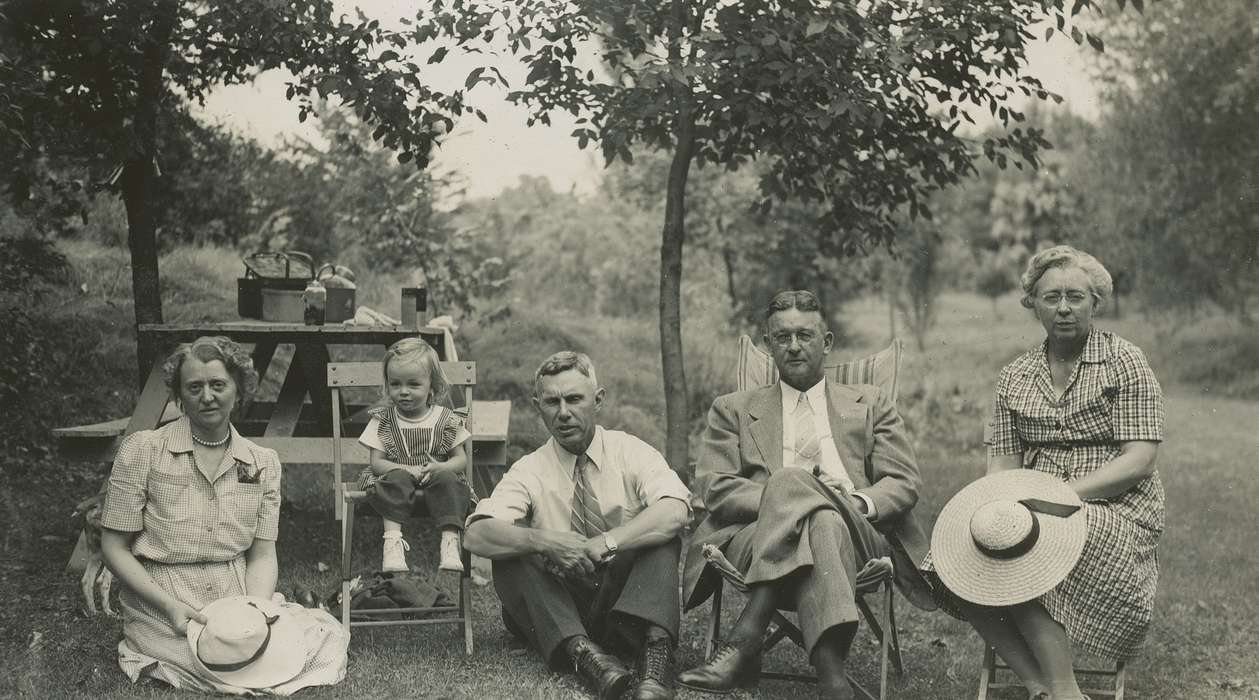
<box><xmin>926</xmin><ymin>329</ymin><xmax>1165</xmax><ymax>661</ymax></box>
<box><xmin>101</xmin><ymin>418</ymin><xmax>349</xmax><ymax>694</ymax></box>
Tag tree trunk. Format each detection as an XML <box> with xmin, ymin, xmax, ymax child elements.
<box><xmin>122</xmin><ymin>1</ymin><xmax>178</xmax><ymax>381</ymax></box>
<box><xmin>720</xmin><ymin>243</ymin><xmax>738</xmax><ymax>319</ymax></box>
<box><xmin>660</xmin><ymin>0</ymin><xmax>697</xmax><ymax>477</ymax></box>
<box><xmin>122</xmin><ymin>161</ymin><xmax>164</xmax><ymax>381</ymax></box>
<box><xmin>660</xmin><ymin>114</ymin><xmax>697</xmax><ymax>476</ymax></box>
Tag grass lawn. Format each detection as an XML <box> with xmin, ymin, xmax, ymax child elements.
<box><xmin>4</xmin><ymin>292</ymin><xmax>1257</xmax><ymax>698</ymax></box>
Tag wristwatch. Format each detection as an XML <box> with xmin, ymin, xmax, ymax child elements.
<box><xmin>602</xmin><ymin>532</ymin><xmax>619</xmax><ymax>560</ymax></box>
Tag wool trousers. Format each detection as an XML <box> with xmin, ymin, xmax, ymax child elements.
<box><xmin>724</xmin><ymin>468</ymin><xmax>891</xmax><ymax>658</ymax></box>
<box><xmin>494</xmin><ymin>537</ymin><xmax>682</xmax><ymax>667</ymax></box>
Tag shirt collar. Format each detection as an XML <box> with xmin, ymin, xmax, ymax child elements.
<box><xmin>780</xmin><ymin>377</ymin><xmax>827</xmax><ymax>411</ymax></box>
<box><xmin>167</xmin><ymin>415</ymin><xmax>255</xmax><ymax>465</ymax></box>
<box><xmin>551</xmin><ymin>425</ymin><xmax>607</xmax><ymax>475</ymax></box>
<box><xmin>1079</xmin><ymin>327</ymin><xmax>1111</xmax><ymax>364</ymax></box>
<box><xmin>1035</xmin><ymin>327</ymin><xmax>1111</xmax><ymax>369</ymax></box>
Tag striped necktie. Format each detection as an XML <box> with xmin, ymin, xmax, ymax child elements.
<box><xmin>793</xmin><ymin>392</ymin><xmax>821</xmax><ymax>470</ymax></box>
<box><xmin>569</xmin><ymin>453</ymin><xmax>608</xmax><ymax>538</ymax></box>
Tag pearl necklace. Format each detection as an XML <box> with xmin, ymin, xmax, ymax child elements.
<box><xmin>191</xmin><ymin>430</ymin><xmax>231</xmax><ymax>447</ymax></box>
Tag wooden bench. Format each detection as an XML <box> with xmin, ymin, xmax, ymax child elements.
<box><xmin>53</xmin><ymin>399</ymin><xmax>511</xmax><ymax>471</ymax></box>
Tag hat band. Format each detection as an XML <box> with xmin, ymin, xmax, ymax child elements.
<box><xmin>975</xmin><ymin>498</ymin><xmax>1081</xmax><ymax>560</ymax></box>
<box><xmin>201</xmin><ymin>603</ymin><xmax>280</xmax><ymax>673</ymax></box>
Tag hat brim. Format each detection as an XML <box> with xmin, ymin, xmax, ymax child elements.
<box><xmin>187</xmin><ymin>596</ymin><xmax>305</xmax><ymax>689</ymax></box>
<box><xmin>931</xmin><ymin>469</ymin><xmax>1087</xmax><ymax>607</ymax></box>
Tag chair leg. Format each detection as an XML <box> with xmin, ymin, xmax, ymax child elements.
<box><xmin>461</xmin><ymin>576</ymin><xmax>474</xmax><ymax>656</ymax></box>
<box><xmin>978</xmin><ymin>645</ymin><xmax>996</xmax><ymax>700</ymax></box>
<box><xmin>706</xmin><ymin>582</ymin><xmax>724</xmax><ymax>657</ymax></box>
<box><xmin>341</xmin><ymin>497</ymin><xmax>356</xmax><ymax>631</ymax></box>
<box><xmin>878</xmin><ymin>583</ymin><xmax>892</xmax><ymax>700</ymax></box>
<box><xmin>460</xmin><ymin>546</ymin><xmax>474</xmax><ymax>656</ymax></box>
<box><xmin>886</xmin><ymin>586</ymin><xmax>903</xmax><ymax>676</ymax></box>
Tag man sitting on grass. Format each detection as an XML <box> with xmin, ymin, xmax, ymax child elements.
<box><xmin>464</xmin><ymin>351</ymin><xmax>690</xmax><ymax>700</ymax></box>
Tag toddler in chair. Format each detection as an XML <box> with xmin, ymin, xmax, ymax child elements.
<box><xmin>357</xmin><ymin>338</ymin><xmax>472</xmax><ymax>573</ymax></box>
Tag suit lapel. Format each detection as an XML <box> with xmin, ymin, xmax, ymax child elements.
<box><xmin>748</xmin><ymin>385</ymin><xmax>783</xmax><ymax>473</ymax></box>
<box><xmin>826</xmin><ymin>382</ymin><xmax>868</xmax><ymax>484</ymax></box>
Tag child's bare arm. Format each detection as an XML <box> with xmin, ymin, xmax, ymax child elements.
<box><xmin>426</xmin><ymin>446</ymin><xmax>468</xmax><ymax>477</ymax></box>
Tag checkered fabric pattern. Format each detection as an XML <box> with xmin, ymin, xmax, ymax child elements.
<box><xmin>102</xmin><ymin>418</ymin><xmax>282</xmax><ymax>562</ymax></box>
<box><xmin>102</xmin><ymin>418</ymin><xmax>349</xmax><ymax>692</ymax></box>
<box><xmin>117</xmin><ymin>559</ymin><xmax>349</xmax><ymax>694</ymax></box>
<box><xmin>926</xmin><ymin>329</ymin><xmax>1165</xmax><ymax>660</ymax></box>
<box><xmin>988</xmin><ymin>328</ymin><xmax>1165</xmax><ymax>531</ymax></box>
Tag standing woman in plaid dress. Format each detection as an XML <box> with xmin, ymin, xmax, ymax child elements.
<box><xmin>932</xmin><ymin>246</ymin><xmax>1166</xmax><ymax>700</ymax></box>
<box><xmin>99</xmin><ymin>337</ymin><xmax>348</xmax><ymax>693</ymax></box>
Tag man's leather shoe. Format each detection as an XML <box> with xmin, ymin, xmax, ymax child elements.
<box><xmin>565</xmin><ymin>635</ymin><xmax>632</xmax><ymax>700</ymax></box>
<box><xmin>632</xmin><ymin>636</ymin><xmax>675</xmax><ymax>699</ymax></box>
<box><xmin>676</xmin><ymin>641</ymin><xmax>760</xmax><ymax>694</ymax></box>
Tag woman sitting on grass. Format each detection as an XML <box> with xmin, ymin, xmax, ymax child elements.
<box><xmin>925</xmin><ymin>245</ymin><xmax>1166</xmax><ymax>700</ymax></box>
<box><xmin>100</xmin><ymin>336</ymin><xmax>348</xmax><ymax>694</ymax></box>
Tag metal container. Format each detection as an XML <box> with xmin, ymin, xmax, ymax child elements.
<box><xmin>261</xmin><ymin>288</ymin><xmax>306</xmax><ymax>323</ymax></box>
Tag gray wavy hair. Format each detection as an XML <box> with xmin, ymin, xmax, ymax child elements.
<box><xmin>162</xmin><ymin>336</ymin><xmax>259</xmax><ymax>403</ymax></box>
<box><xmin>533</xmin><ymin>351</ymin><xmax>599</xmax><ymax>396</ymax></box>
<box><xmin>1019</xmin><ymin>245</ymin><xmax>1113</xmax><ymax>310</ymax></box>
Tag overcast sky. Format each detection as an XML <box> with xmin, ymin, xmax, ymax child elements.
<box><xmin>198</xmin><ymin>7</ymin><xmax>1101</xmax><ymax>200</ymax></box>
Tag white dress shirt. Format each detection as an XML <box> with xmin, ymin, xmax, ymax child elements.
<box><xmin>780</xmin><ymin>379</ymin><xmax>878</xmax><ymax>520</ymax></box>
<box><xmin>467</xmin><ymin>426</ymin><xmax>691</xmax><ymax>531</ymax></box>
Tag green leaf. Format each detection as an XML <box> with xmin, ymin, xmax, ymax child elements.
<box><xmin>1131</xmin><ymin>0</ymin><xmax>1144</xmax><ymax>11</ymax></box>
<box><xmin>1070</xmin><ymin>26</ymin><xmax>1083</xmax><ymax>44</ymax></box>
<box><xmin>1044</xmin><ymin>27</ymin><xmax>1054</xmax><ymax>41</ymax></box>
<box><xmin>379</xmin><ymin>50</ymin><xmax>399</xmax><ymax>62</ymax></box>
<box><xmin>1086</xmin><ymin>33</ymin><xmax>1104</xmax><ymax>52</ymax></box>
<box><xmin>464</xmin><ymin>67</ymin><xmax>485</xmax><ymax>91</ymax></box>
<box><xmin>806</xmin><ymin>19</ymin><xmax>828</xmax><ymax>37</ymax></box>
<box><xmin>427</xmin><ymin>47</ymin><xmax>448</xmax><ymax>64</ymax></box>
<box><xmin>398</xmin><ymin>151</ymin><xmax>413</xmax><ymax>164</ymax></box>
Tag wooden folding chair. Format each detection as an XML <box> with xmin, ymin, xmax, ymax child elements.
<box><xmin>328</xmin><ymin>360</ymin><xmax>476</xmax><ymax>655</ymax></box>
<box><xmin>701</xmin><ymin>336</ymin><xmax>907</xmax><ymax>700</ymax></box>
<box><xmin>978</xmin><ymin>646</ymin><xmax>1127</xmax><ymax>700</ymax></box>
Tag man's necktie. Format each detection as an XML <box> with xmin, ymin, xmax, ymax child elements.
<box><xmin>793</xmin><ymin>393</ymin><xmax>822</xmax><ymax>470</ymax></box>
<box><xmin>569</xmin><ymin>453</ymin><xmax>608</xmax><ymax>538</ymax></box>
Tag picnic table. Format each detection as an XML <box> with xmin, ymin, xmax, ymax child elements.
<box><xmin>53</xmin><ymin>321</ymin><xmax>512</xmax><ymax>494</ymax></box>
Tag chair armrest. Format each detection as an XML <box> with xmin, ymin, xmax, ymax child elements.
<box><xmin>702</xmin><ymin>544</ymin><xmax>749</xmax><ymax>593</ymax></box>
<box><xmin>855</xmin><ymin>555</ymin><xmax>894</xmax><ymax>593</ymax></box>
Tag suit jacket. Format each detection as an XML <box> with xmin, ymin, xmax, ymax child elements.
<box><xmin>682</xmin><ymin>381</ymin><xmax>936</xmax><ymax>611</ymax></box>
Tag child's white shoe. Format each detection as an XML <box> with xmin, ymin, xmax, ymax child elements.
<box><xmin>439</xmin><ymin>530</ymin><xmax>464</xmax><ymax>572</ymax></box>
<box><xmin>382</xmin><ymin>532</ymin><xmax>410</xmax><ymax>572</ymax></box>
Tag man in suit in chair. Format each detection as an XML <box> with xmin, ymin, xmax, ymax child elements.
<box><xmin>679</xmin><ymin>290</ymin><xmax>935</xmax><ymax>698</ymax></box>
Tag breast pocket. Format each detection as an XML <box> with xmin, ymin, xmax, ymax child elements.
<box><xmin>227</xmin><ymin>481</ymin><xmax>264</xmax><ymax>532</ymax></box>
<box><xmin>146</xmin><ymin>471</ymin><xmax>192</xmax><ymax>523</ymax></box>
<box><xmin>1075</xmin><ymin>385</ymin><xmax>1118</xmax><ymax>439</ymax></box>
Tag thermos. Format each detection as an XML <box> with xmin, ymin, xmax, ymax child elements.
<box><xmin>303</xmin><ymin>279</ymin><xmax>327</xmax><ymax>326</ymax></box>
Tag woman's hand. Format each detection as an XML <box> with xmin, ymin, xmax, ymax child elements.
<box><xmin>163</xmin><ymin>599</ymin><xmax>208</xmax><ymax>635</ymax></box>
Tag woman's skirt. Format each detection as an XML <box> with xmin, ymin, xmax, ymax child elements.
<box><xmin>117</xmin><ymin>556</ymin><xmax>349</xmax><ymax>695</ymax></box>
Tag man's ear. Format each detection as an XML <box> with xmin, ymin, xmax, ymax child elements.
<box><xmin>822</xmin><ymin>330</ymin><xmax>835</xmax><ymax>355</ymax></box>
<box><xmin>593</xmin><ymin>386</ymin><xmax>606</xmax><ymax>412</ymax></box>
<box><xmin>530</xmin><ymin>395</ymin><xmax>542</xmax><ymax>415</ymax></box>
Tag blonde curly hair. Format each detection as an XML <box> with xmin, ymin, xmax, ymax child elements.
<box><xmin>162</xmin><ymin>335</ymin><xmax>259</xmax><ymax>405</ymax></box>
